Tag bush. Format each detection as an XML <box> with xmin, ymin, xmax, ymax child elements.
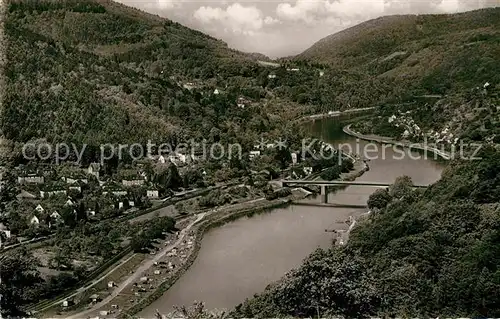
<box><xmin>131</xmin><ymin>216</ymin><xmax>176</xmax><ymax>252</ymax></box>
<box><xmin>131</xmin><ymin>233</ymin><xmax>151</xmax><ymax>253</ymax></box>
<box><xmin>44</xmin><ymin>272</ymin><xmax>78</xmax><ymax>297</ymax></box>
<box><xmin>367</xmin><ymin>188</ymin><xmax>392</xmax><ymax>210</ymax></box>
<box><xmin>198</xmin><ymin>189</ymin><xmax>232</xmax><ymax>208</ymax></box>
<box><xmin>320</xmin><ymin>167</ymin><xmax>341</xmax><ymax>180</ymax></box>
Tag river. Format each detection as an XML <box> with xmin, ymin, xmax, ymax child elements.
<box><xmin>140</xmin><ymin>116</ymin><xmax>444</xmax><ymax>316</ymax></box>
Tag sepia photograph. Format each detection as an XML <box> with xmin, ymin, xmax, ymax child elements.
<box><xmin>0</xmin><ymin>0</ymin><xmax>499</xmax><ymax>318</ymax></box>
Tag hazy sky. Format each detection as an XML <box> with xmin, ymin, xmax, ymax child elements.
<box><xmin>118</xmin><ymin>0</ymin><xmax>499</xmax><ymax>57</ymax></box>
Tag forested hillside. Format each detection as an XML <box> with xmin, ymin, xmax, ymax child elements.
<box><xmin>252</xmin><ymin>8</ymin><xmax>500</xmax><ymax>121</ymax></box>
<box><xmin>1</xmin><ymin>0</ymin><xmax>292</xmax><ymax>157</ymax></box>
<box><xmin>1</xmin><ymin>1</ymin><xmax>500</xmax><ymax>317</ymax></box>
<box><xmin>298</xmin><ymin>9</ymin><xmax>500</xmax><ymax>94</ymax></box>
<box><xmin>233</xmin><ymin>147</ymin><xmax>500</xmax><ymax>318</ymax></box>
<box><xmin>5</xmin><ymin>1</ymin><xmax>498</xmax><ymax>152</ymax></box>
<box><xmin>295</xmin><ymin>8</ymin><xmax>500</xmax><ymax>144</ymax></box>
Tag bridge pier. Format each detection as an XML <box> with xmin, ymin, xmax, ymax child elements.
<box><xmin>279</xmin><ymin>180</ymin><xmax>428</xmax><ymax>189</ymax></box>
<box><xmin>320</xmin><ymin>185</ymin><xmax>328</xmax><ymax>204</ymax></box>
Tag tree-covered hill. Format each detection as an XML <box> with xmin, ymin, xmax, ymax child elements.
<box><xmin>7</xmin><ymin>0</ymin><xmax>257</xmax><ymax>75</ymax></box>
<box><xmin>1</xmin><ymin>0</ymin><xmax>280</xmax><ymax>152</ymax></box>
<box><xmin>232</xmin><ymin>148</ymin><xmax>500</xmax><ymax>318</ymax></box>
<box><xmin>298</xmin><ymin>8</ymin><xmax>500</xmax><ymax>95</ymax></box>
<box><xmin>4</xmin><ymin>1</ymin><xmax>498</xmax><ymax>151</ymax></box>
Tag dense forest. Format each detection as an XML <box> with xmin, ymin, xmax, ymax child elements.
<box><xmin>1</xmin><ymin>1</ymin><xmax>499</xmax><ymax>318</ymax></box>
<box><xmin>232</xmin><ymin>147</ymin><xmax>500</xmax><ymax>318</ymax></box>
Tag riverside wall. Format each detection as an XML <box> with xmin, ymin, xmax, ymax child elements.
<box><xmin>120</xmin><ymin>198</ymin><xmax>292</xmax><ymax>318</ymax></box>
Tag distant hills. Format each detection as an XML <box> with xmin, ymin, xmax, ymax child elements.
<box><xmin>298</xmin><ymin>8</ymin><xmax>500</xmax><ymax>94</ymax></box>
<box><xmin>2</xmin><ymin>0</ymin><xmax>499</xmax><ymax>152</ymax></box>
<box><xmin>1</xmin><ymin>0</ymin><xmax>278</xmax><ymax>151</ymax></box>
<box><xmin>294</xmin><ymin>8</ymin><xmax>499</xmax><ymax>143</ymax></box>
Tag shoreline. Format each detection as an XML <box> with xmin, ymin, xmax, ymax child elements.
<box><xmin>296</xmin><ymin>107</ymin><xmax>375</xmax><ymax>124</ymax></box>
<box><xmin>123</xmin><ymin>163</ymin><xmax>370</xmax><ymax>318</ymax></box>
<box><xmin>343</xmin><ymin>124</ymin><xmax>451</xmax><ymax>160</ymax></box>
<box><xmin>120</xmin><ymin>198</ymin><xmax>293</xmax><ymax>318</ymax></box>
<box><xmin>120</xmin><ymin>121</ymin><xmax>373</xmax><ymax>317</ymax></box>
<box><xmin>42</xmin><ymin>198</ymin><xmax>291</xmax><ymax>319</ymax></box>
<box><xmin>62</xmin><ymin>215</ymin><xmax>206</xmax><ymax>319</ymax></box>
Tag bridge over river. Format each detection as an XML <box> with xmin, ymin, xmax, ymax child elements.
<box><xmin>282</xmin><ymin>179</ymin><xmax>429</xmax><ymax>204</ymax></box>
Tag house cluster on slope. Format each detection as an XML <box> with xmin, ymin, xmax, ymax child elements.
<box><xmin>387</xmin><ymin>112</ymin><xmax>458</xmax><ymax>144</ymax></box>
<box><xmin>1</xmin><ymin>153</ymin><xmax>202</xmax><ymax>245</ymax></box>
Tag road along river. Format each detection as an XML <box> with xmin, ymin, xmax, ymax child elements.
<box><xmin>140</xmin><ymin>116</ymin><xmax>444</xmax><ymax>316</ymax></box>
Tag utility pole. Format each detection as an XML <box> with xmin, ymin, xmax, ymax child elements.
<box><xmin>313</xmin><ymin>301</ymin><xmax>320</xmax><ymax>319</ymax></box>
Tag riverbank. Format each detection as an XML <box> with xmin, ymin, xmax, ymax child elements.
<box><xmin>343</xmin><ymin>124</ymin><xmax>451</xmax><ymax>160</ymax></box>
<box><xmin>52</xmin><ymin>194</ymin><xmax>299</xmax><ymax>319</ymax></box>
<box><xmin>341</xmin><ymin>158</ymin><xmax>369</xmax><ymax>182</ymax></box>
<box><xmin>120</xmin><ymin>197</ymin><xmax>295</xmax><ymax>318</ymax></box>
<box><xmin>73</xmin><ymin>215</ymin><xmax>210</xmax><ymax>319</ymax></box>
<box><xmin>48</xmin><ymin>118</ymin><xmax>370</xmax><ymax>318</ymax></box>
<box><xmin>336</xmin><ymin>210</ymin><xmax>372</xmax><ymax>245</ymax></box>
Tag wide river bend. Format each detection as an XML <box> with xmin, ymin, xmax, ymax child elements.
<box><xmin>140</xmin><ymin>117</ymin><xmax>444</xmax><ymax>316</ymax></box>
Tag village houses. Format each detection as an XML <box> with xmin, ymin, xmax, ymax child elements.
<box><xmin>122</xmin><ymin>178</ymin><xmax>145</xmax><ymax>187</ymax></box>
<box><xmin>0</xmin><ymin>223</ymin><xmax>12</xmax><ymax>239</ymax></box>
<box><xmin>237</xmin><ymin>97</ymin><xmax>250</xmax><ymax>108</ymax></box>
<box><xmin>249</xmin><ymin>150</ymin><xmax>261</xmax><ymax>160</ymax></box>
<box><xmin>40</xmin><ymin>188</ymin><xmax>66</xmax><ymax>199</ymax></box>
<box><xmin>50</xmin><ymin>211</ymin><xmax>61</xmax><ymax>220</ymax></box>
<box><xmin>35</xmin><ymin>204</ymin><xmax>44</xmax><ymax>213</ymax></box>
<box><xmin>102</xmin><ymin>183</ymin><xmax>128</xmax><ymax>197</ymax></box>
<box><xmin>16</xmin><ymin>190</ymin><xmax>37</xmax><ymax>201</ymax></box>
<box><xmin>88</xmin><ymin>163</ymin><xmax>101</xmax><ymax>179</ymax></box>
<box><xmin>147</xmin><ymin>188</ymin><xmax>159</xmax><ymax>199</ymax></box>
<box><xmin>30</xmin><ymin>215</ymin><xmax>40</xmax><ymax>225</ymax></box>
<box><xmin>18</xmin><ymin>173</ymin><xmax>44</xmax><ymax>185</ymax></box>
<box><xmin>168</xmin><ymin>153</ymin><xmax>187</xmax><ymax>166</ymax></box>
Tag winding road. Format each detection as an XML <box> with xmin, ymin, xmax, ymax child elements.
<box><xmin>63</xmin><ymin>212</ymin><xmax>208</xmax><ymax>319</ymax></box>
<box><xmin>343</xmin><ymin>124</ymin><xmax>451</xmax><ymax>160</ymax></box>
